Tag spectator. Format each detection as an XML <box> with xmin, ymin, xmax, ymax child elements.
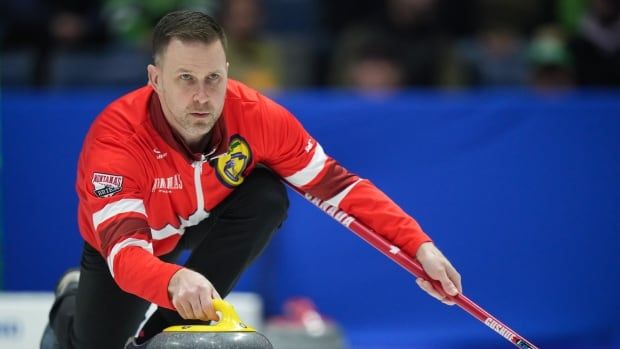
<box><xmin>102</xmin><ymin>0</ymin><xmax>215</xmax><ymax>48</ymax></box>
<box><xmin>452</xmin><ymin>26</ymin><xmax>529</xmax><ymax>86</ymax></box>
<box><xmin>48</xmin><ymin>0</ymin><xmax>108</xmax><ymax>49</ymax></box>
<box><xmin>527</xmin><ymin>26</ymin><xmax>575</xmax><ymax>91</ymax></box>
<box><xmin>1</xmin><ymin>0</ymin><xmax>107</xmax><ymax>85</ymax></box>
<box><xmin>447</xmin><ymin>0</ymin><xmax>562</xmax><ymax>87</ymax></box>
<box><xmin>343</xmin><ymin>41</ymin><xmax>406</xmax><ymax>93</ymax></box>
<box><xmin>329</xmin><ymin>0</ymin><xmax>451</xmax><ymax>87</ymax></box>
<box><xmin>218</xmin><ymin>0</ymin><xmax>284</xmax><ymax>90</ymax></box>
<box><xmin>473</xmin><ymin>0</ymin><xmax>552</xmax><ymax>36</ymax></box>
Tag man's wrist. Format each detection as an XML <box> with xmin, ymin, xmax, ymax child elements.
<box><xmin>415</xmin><ymin>241</ymin><xmax>435</xmax><ymax>260</ymax></box>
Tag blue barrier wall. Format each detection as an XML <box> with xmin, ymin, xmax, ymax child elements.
<box><xmin>2</xmin><ymin>89</ymin><xmax>620</xmax><ymax>348</ymax></box>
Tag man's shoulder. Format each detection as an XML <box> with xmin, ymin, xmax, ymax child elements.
<box><xmin>226</xmin><ymin>79</ymin><xmax>263</xmax><ymax>104</ymax></box>
<box><xmin>89</xmin><ymin>85</ymin><xmax>153</xmax><ymax>140</ymax></box>
<box><xmin>225</xmin><ymin>79</ymin><xmax>287</xmax><ymax>117</ymax></box>
<box><xmin>102</xmin><ymin>85</ymin><xmax>153</xmax><ymax>121</ymax></box>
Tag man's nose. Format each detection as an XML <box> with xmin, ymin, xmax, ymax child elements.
<box><xmin>193</xmin><ymin>84</ymin><xmax>209</xmax><ymax>104</ymax></box>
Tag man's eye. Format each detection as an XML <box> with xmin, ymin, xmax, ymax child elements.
<box><xmin>208</xmin><ymin>74</ymin><xmax>220</xmax><ymax>80</ymax></box>
<box><xmin>180</xmin><ymin>74</ymin><xmax>192</xmax><ymax>80</ymax></box>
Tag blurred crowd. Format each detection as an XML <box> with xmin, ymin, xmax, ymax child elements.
<box><xmin>1</xmin><ymin>0</ymin><xmax>619</xmax><ymax>92</ymax></box>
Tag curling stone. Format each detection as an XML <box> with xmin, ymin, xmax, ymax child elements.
<box><xmin>147</xmin><ymin>299</ymin><xmax>272</xmax><ymax>349</ymax></box>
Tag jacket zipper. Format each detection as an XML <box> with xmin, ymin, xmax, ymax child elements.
<box><xmin>192</xmin><ymin>155</ymin><xmax>207</xmax><ymax>214</ymax></box>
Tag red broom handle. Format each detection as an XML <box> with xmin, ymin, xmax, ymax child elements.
<box><xmin>289</xmin><ymin>185</ymin><xmax>538</xmax><ymax>349</ymax></box>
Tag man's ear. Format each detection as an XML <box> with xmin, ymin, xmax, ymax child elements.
<box><xmin>147</xmin><ymin>64</ymin><xmax>160</xmax><ymax>92</ymax></box>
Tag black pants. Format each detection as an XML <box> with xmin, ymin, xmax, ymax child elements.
<box><xmin>50</xmin><ymin>168</ymin><xmax>288</xmax><ymax>349</ymax></box>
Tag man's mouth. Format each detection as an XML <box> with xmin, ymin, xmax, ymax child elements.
<box><xmin>190</xmin><ymin>112</ymin><xmax>209</xmax><ymax>118</ymax></box>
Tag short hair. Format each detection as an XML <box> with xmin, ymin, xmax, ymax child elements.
<box><xmin>152</xmin><ymin>10</ymin><xmax>227</xmax><ymax>64</ymax></box>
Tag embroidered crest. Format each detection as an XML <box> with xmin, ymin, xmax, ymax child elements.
<box><xmin>92</xmin><ymin>172</ymin><xmax>123</xmax><ymax>198</ymax></box>
<box><xmin>214</xmin><ymin>135</ymin><xmax>252</xmax><ymax>188</ymax></box>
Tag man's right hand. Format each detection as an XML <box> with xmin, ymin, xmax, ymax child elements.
<box><xmin>168</xmin><ymin>268</ymin><xmax>221</xmax><ymax>321</ymax></box>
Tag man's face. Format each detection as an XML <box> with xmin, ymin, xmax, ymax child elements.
<box><xmin>148</xmin><ymin>38</ymin><xmax>228</xmax><ymax>144</ymax></box>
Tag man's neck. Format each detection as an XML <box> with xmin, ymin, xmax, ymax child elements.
<box><xmin>186</xmin><ymin>132</ymin><xmax>212</xmax><ymax>154</ymax></box>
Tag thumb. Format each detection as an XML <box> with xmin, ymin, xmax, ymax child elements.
<box><xmin>438</xmin><ymin>269</ymin><xmax>458</xmax><ymax>296</ymax></box>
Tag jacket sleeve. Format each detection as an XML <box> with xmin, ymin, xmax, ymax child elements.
<box><xmin>256</xmin><ymin>96</ymin><xmax>431</xmax><ymax>257</ymax></box>
<box><xmin>77</xmin><ymin>136</ymin><xmax>181</xmax><ymax>309</ymax></box>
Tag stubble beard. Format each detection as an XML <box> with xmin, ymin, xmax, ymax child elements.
<box><xmin>183</xmin><ymin>112</ymin><xmax>218</xmax><ymax>137</ymax></box>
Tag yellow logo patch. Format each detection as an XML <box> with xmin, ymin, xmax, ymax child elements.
<box><xmin>215</xmin><ymin>136</ymin><xmax>252</xmax><ymax>187</ymax></box>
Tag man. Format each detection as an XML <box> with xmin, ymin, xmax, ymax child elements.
<box><xmin>41</xmin><ymin>10</ymin><xmax>462</xmax><ymax>349</ymax></box>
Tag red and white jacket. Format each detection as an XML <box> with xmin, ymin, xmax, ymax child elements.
<box><xmin>77</xmin><ymin>80</ymin><xmax>430</xmax><ymax>309</ymax></box>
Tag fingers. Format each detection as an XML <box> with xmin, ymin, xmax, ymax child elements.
<box><xmin>173</xmin><ymin>298</ymin><xmax>193</xmax><ymax>320</ymax></box>
<box><xmin>168</xmin><ymin>269</ymin><xmax>221</xmax><ymax>321</ymax></box>
<box><xmin>438</xmin><ymin>268</ymin><xmax>459</xmax><ymax>297</ymax></box>
<box><xmin>189</xmin><ymin>295</ymin><xmax>207</xmax><ymax>321</ymax></box>
<box><xmin>415</xmin><ymin>243</ymin><xmax>463</xmax><ymax>305</ymax></box>
<box><xmin>416</xmin><ymin>278</ymin><xmax>455</xmax><ymax>306</ymax></box>
<box><xmin>445</xmin><ymin>262</ymin><xmax>462</xmax><ymax>294</ymax></box>
<box><xmin>199</xmin><ymin>290</ymin><xmax>219</xmax><ymax>321</ymax></box>
<box><xmin>174</xmin><ymin>292</ymin><xmax>220</xmax><ymax>321</ymax></box>
<box><xmin>415</xmin><ymin>278</ymin><xmax>441</xmax><ymax>300</ymax></box>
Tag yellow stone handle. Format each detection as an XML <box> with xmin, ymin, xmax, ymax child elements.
<box><xmin>163</xmin><ymin>299</ymin><xmax>256</xmax><ymax>333</ymax></box>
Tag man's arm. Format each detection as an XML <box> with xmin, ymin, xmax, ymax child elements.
<box><xmin>257</xmin><ymin>96</ymin><xmax>462</xmax><ymax>303</ymax></box>
<box><xmin>79</xmin><ymin>138</ymin><xmax>218</xmax><ymax>317</ymax></box>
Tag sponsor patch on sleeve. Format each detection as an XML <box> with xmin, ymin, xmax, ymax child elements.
<box><xmin>92</xmin><ymin>172</ymin><xmax>124</xmax><ymax>198</ymax></box>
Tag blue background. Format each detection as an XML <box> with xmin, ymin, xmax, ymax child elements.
<box><xmin>2</xmin><ymin>89</ymin><xmax>620</xmax><ymax>348</ymax></box>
